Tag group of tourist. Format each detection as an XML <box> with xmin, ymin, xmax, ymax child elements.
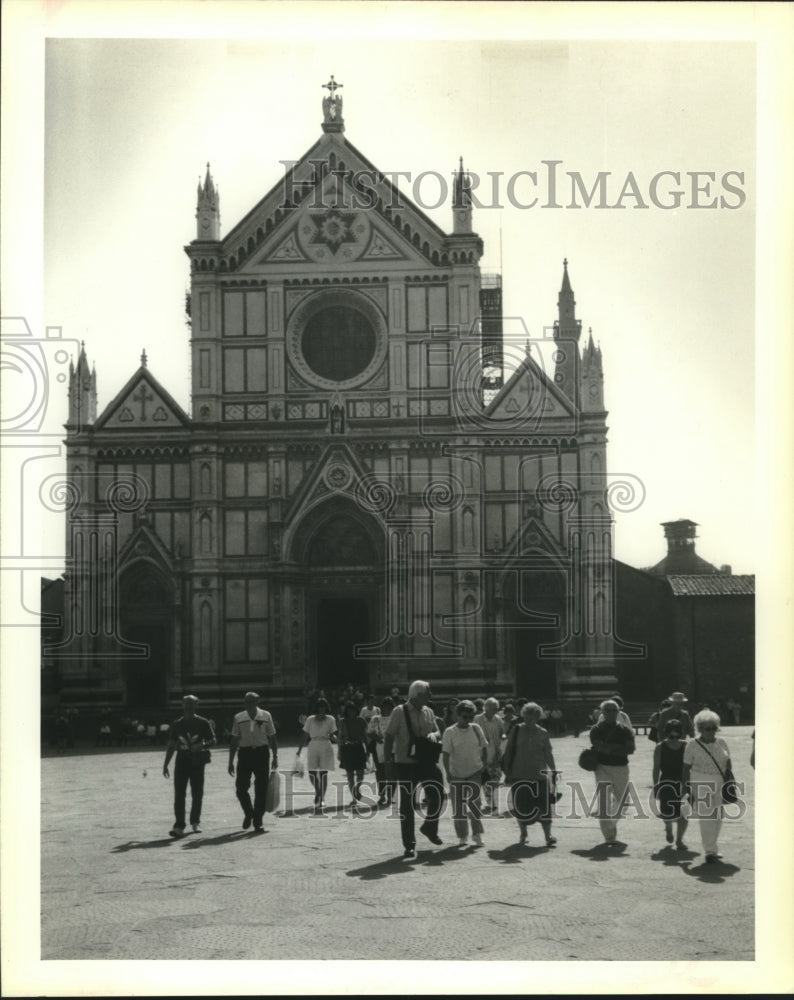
<box><xmin>162</xmin><ymin>684</ymin><xmax>742</xmax><ymax>865</ymax></box>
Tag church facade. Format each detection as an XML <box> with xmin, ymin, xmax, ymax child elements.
<box><xmin>54</xmin><ymin>86</ymin><xmax>627</xmax><ymax>714</ymax></box>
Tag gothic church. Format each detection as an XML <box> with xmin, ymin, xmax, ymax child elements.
<box><xmin>56</xmin><ymin>83</ymin><xmax>622</xmax><ymax>715</ymax></box>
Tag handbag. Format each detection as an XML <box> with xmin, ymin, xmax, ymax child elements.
<box><xmin>695</xmin><ymin>739</ymin><xmax>739</xmax><ymax>804</ymax></box>
<box><xmin>403</xmin><ymin>704</ymin><xmax>442</xmax><ymax>765</ymax></box>
<box><xmin>578</xmin><ymin>747</ymin><xmax>598</xmax><ymax>771</ymax></box>
<box><xmin>264</xmin><ymin>773</ymin><xmax>281</xmax><ymax>813</ymax></box>
<box><xmin>194</xmin><ymin>749</ymin><xmax>211</xmax><ymax>765</ymax></box>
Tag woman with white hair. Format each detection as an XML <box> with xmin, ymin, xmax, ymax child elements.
<box><xmin>474</xmin><ymin>697</ymin><xmax>505</xmax><ymax>813</ymax></box>
<box><xmin>442</xmin><ymin>700</ymin><xmax>488</xmax><ymax>847</ymax></box>
<box><xmin>588</xmin><ymin>698</ymin><xmax>635</xmax><ymax>845</ymax></box>
<box><xmin>681</xmin><ymin>709</ymin><xmax>733</xmax><ymax>863</ymax></box>
<box><xmin>501</xmin><ymin>702</ymin><xmax>558</xmax><ymax>847</ymax></box>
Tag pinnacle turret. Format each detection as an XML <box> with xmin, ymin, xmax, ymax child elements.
<box><xmin>452</xmin><ymin>157</ymin><xmax>473</xmax><ymax>234</ymax></box>
<box><xmin>67</xmin><ymin>343</ymin><xmax>97</xmax><ymax>430</ymax></box>
<box><xmin>196</xmin><ymin>163</ymin><xmax>220</xmax><ymax>240</ymax></box>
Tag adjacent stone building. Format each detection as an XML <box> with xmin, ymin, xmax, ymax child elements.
<box><xmin>613</xmin><ymin>521</ymin><xmax>755</xmax><ymax>713</ymax></box>
<box><xmin>49</xmin><ymin>85</ymin><xmax>630</xmax><ymax>716</ymax></box>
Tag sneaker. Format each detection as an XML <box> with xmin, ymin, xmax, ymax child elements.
<box><xmin>403</xmin><ymin>847</ymin><xmax>416</xmax><ymax>858</ymax></box>
<box><xmin>472</xmin><ymin>833</ymin><xmax>484</xmax><ymax>847</ymax></box>
<box><xmin>191</xmin><ymin>823</ymin><xmax>202</xmax><ymax>833</ymax></box>
<box><xmin>169</xmin><ymin>826</ymin><xmax>184</xmax><ymax>838</ymax></box>
<box><xmin>253</xmin><ymin>824</ymin><xmax>265</xmax><ymax>834</ymax></box>
<box><xmin>545</xmin><ymin>836</ymin><xmax>557</xmax><ymax>847</ymax></box>
<box><xmin>242</xmin><ymin>815</ymin><xmax>253</xmax><ymax>830</ymax></box>
<box><xmin>457</xmin><ymin>838</ymin><xmax>468</xmax><ymax>847</ymax></box>
<box><xmin>676</xmin><ymin>840</ymin><xmax>687</xmax><ymax>850</ymax></box>
<box><xmin>665</xmin><ymin>827</ymin><xmax>674</xmax><ymax>844</ymax></box>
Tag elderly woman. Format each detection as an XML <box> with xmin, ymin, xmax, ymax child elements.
<box><xmin>652</xmin><ymin>718</ymin><xmax>689</xmax><ymax>848</ymax></box>
<box><xmin>681</xmin><ymin>709</ymin><xmax>733</xmax><ymax>863</ymax></box>
<box><xmin>589</xmin><ymin>698</ymin><xmax>635</xmax><ymax>845</ymax></box>
<box><xmin>296</xmin><ymin>698</ymin><xmax>338</xmax><ymax>814</ymax></box>
<box><xmin>475</xmin><ymin>697</ymin><xmax>506</xmax><ymax>813</ymax></box>
<box><xmin>441</xmin><ymin>700</ymin><xmax>488</xmax><ymax>847</ymax></box>
<box><xmin>501</xmin><ymin>703</ymin><xmax>558</xmax><ymax>847</ymax></box>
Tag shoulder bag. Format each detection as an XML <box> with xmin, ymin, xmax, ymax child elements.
<box><xmin>695</xmin><ymin>739</ymin><xmax>739</xmax><ymax>804</ymax></box>
<box><xmin>403</xmin><ymin>704</ymin><xmax>442</xmax><ymax>766</ymax></box>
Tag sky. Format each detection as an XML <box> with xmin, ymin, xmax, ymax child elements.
<box><xmin>40</xmin><ymin>33</ymin><xmax>756</xmax><ymax>573</ymax></box>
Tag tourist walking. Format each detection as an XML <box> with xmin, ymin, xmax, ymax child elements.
<box><xmin>501</xmin><ymin>703</ymin><xmax>558</xmax><ymax>847</ymax></box>
<box><xmin>369</xmin><ymin>697</ymin><xmax>395</xmax><ymax>806</ymax></box>
<box><xmin>682</xmin><ymin>709</ymin><xmax>734</xmax><ymax>863</ymax></box>
<box><xmin>656</xmin><ymin>692</ymin><xmax>695</xmax><ymax>739</ymax></box>
<box><xmin>652</xmin><ymin>718</ymin><xmax>689</xmax><ymax>848</ymax></box>
<box><xmin>383</xmin><ymin>680</ymin><xmax>444</xmax><ymax>858</ymax></box>
<box><xmin>162</xmin><ymin>695</ymin><xmax>216</xmax><ymax>837</ymax></box>
<box><xmin>227</xmin><ymin>692</ymin><xmax>278</xmax><ymax>832</ymax></box>
<box><xmin>296</xmin><ymin>698</ymin><xmax>338</xmax><ymax>813</ymax></box>
<box><xmin>474</xmin><ymin>697</ymin><xmax>505</xmax><ymax>812</ymax></box>
<box><xmin>338</xmin><ymin>702</ymin><xmax>368</xmax><ymax>808</ymax></box>
<box><xmin>441</xmin><ymin>700</ymin><xmax>488</xmax><ymax>847</ymax></box>
<box><xmin>588</xmin><ymin>699</ymin><xmax>635</xmax><ymax>845</ymax></box>
<box><xmin>359</xmin><ymin>694</ymin><xmax>381</xmax><ymax>771</ymax></box>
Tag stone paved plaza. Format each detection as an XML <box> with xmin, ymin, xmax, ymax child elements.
<box><xmin>31</xmin><ymin>729</ymin><xmax>760</xmax><ymax>978</ymax></box>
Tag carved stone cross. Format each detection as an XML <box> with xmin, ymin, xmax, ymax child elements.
<box><xmin>133</xmin><ymin>384</ymin><xmax>154</xmax><ymax>421</ymax></box>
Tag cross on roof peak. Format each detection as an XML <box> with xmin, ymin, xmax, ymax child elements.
<box><xmin>322</xmin><ymin>75</ymin><xmax>343</xmax><ymax>96</ymax></box>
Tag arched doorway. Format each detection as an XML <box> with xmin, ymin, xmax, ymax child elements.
<box><xmin>291</xmin><ymin>499</ymin><xmax>384</xmax><ymax>691</ymax></box>
<box><xmin>119</xmin><ymin>562</ymin><xmax>173</xmax><ymax>709</ymax></box>
<box><xmin>503</xmin><ymin>563</ymin><xmax>567</xmax><ymax>700</ymax></box>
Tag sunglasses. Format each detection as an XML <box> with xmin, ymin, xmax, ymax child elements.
<box><xmin>700</xmin><ymin>725</ymin><xmax>718</xmax><ymax>731</ymax></box>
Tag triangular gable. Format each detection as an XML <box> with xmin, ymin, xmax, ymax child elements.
<box><xmin>95</xmin><ymin>367</ymin><xmax>191</xmax><ymax>431</ymax></box>
<box><xmin>284</xmin><ymin>441</ymin><xmax>373</xmax><ymax>528</ymax></box>
<box><xmin>251</xmin><ymin>186</ymin><xmax>429</xmax><ymax>269</ymax></box>
<box><xmin>117</xmin><ymin>518</ymin><xmax>175</xmax><ymax>573</ymax></box>
<box><xmin>222</xmin><ymin>131</ymin><xmax>453</xmax><ymax>273</ymax></box>
<box><xmin>485</xmin><ymin>353</ymin><xmax>578</xmax><ymax>424</ymax></box>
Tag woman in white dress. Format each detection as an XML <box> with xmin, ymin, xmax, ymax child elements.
<box><xmin>296</xmin><ymin>698</ymin><xmax>338</xmax><ymax>813</ymax></box>
<box><xmin>681</xmin><ymin>709</ymin><xmax>733</xmax><ymax>863</ymax></box>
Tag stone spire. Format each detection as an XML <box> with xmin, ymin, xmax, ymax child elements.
<box><xmin>67</xmin><ymin>342</ymin><xmax>97</xmax><ymax>430</ymax></box>
<box><xmin>452</xmin><ymin>157</ymin><xmax>473</xmax><ymax>234</ymax></box>
<box><xmin>553</xmin><ymin>259</ymin><xmax>583</xmax><ymax>404</ymax></box>
<box><xmin>196</xmin><ymin>163</ymin><xmax>220</xmax><ymax>240</ymax></box>
<box><xmin>581</xmin><ymin>328</ymin><xmax>604</xmax><ymax>411</ymax></box>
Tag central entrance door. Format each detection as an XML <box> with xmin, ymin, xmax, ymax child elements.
<box><xmin>315</xmin><ymin>597</ymin><xmax>371</xmax><ymax>688</ymax></box>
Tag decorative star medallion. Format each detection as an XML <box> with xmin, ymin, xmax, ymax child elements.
<box><xmin>308</xmin><ymin>210</ymin><xmax>358</xmax><ymax>254</ymax></box>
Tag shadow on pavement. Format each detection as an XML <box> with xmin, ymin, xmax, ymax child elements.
<box><xmin>346</xmin><ymin>846</ymin><xmax>468</xmax><ymax>880</ymax></box>
<box><xmin>181</xmin><ymin>830</ymin><xmax>258</xmax><ymax>849</ymax></box>
<box><xmin>681</xmin><ymin>860</ymin><xmax>741</xmax><ymax>883</ymax></box>
<box><xmin>650</xmin><ymin>845</ymin><xmax>700</xmax><ymax>867</ymax></box>
<box><xmin>111</xmin><ymin>838</ymin><xmax>181</xmax><ymax>852</ymax></box>
<box><xmin>486</xmin><ymin>843</ymin><xmax>550</xmax><ymax>865</ymax></box>
<box><xmin>570</xmin><ymin>842</ymin><xmax>628</xmax><ymax>862</ymax></box>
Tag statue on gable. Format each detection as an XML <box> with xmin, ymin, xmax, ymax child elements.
<box><xmin>322</xmin><ymin>76</ymin><xmax>344</xmax><ymax>124</ymax></box>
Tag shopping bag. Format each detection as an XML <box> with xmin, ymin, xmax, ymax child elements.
<box><xmin>291</xmin><ymin>753</ymin><xmax>305</xmax><ymax>778</ymax></box>
<box><xmin>265</xmin><ymin>773</ymin><xmax>281</xmax><ymax>813</ymax></box>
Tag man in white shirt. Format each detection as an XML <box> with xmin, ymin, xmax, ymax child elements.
<box><xmin>384</xmin><ymin>680</ymin><xmax>443</xmax><ymax>858</ymax></box>
<box><xmin>228</xmin><ymin>692</ymin><xmax>278</xmax><ymax>833</ymax></box>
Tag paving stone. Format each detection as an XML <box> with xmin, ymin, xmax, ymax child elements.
<box><xmin>39</xmin><ymin>730</ymin><xmax>756</xmax><ymax>964</ymax></box>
